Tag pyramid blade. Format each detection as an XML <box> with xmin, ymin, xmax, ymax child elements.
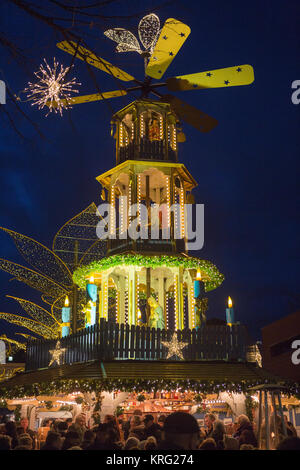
<box><xmin>146</xmin><ymin>18</ymin><xmax>191</xmax><ymax>79</ymax></box>
<box><xmin>57</xmin><ymin>41</ymin><xmax>134</xmax><ymax>82</ymax></box>
<box><xmin>162</xmin><ymin>95</ymin><xmax>218</xmax><ymax>133</ymax></box>
<box><xmin>49</xmin><ymin>90</ymin><xmax>127</xmax><ymax>108</ymax></box>
<box><xmin>167</xmin><ymin>65</ymin><xmax>254</xmax><ymax>91</ymax></box>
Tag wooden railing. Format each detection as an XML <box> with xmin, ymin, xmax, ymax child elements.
<box><xmin>25</xmin><ymin>319</ymin><xmax>248</xmax><ymax>371</ymax></box>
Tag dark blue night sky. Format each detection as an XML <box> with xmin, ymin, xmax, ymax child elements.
<box><xmin>0</xmin><ymin>0</ymin><xmax>299</xmax><ymax>341</ymax></box>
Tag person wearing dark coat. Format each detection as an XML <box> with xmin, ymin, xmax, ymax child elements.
<box><xmin>233</xmin><ymin>415</ymin><xmax>257</xmax><ymax>448</ymax></box>
<box><xmin>157</xmin><ymin>412</ymin><xmax>200</xmax><ymax>451</ymax></box>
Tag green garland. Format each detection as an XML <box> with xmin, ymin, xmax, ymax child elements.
<box><xmin>73</xmin><ymin>254</ymin><xmax>224</xmax><ymax>291</ymax></box>
<box><xmin>0</xmin><ymin>377</ymin><xmax>298</xmax><ymax>400</ymax></box>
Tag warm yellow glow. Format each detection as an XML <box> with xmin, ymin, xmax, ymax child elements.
<box><xmin>64</xmin><ymin>295</ymin><xmax>69</xmax><ymax>307</ymax></box>
<box><xmin>228</xmin><ymin>296</ymin><xmax>233</xmax><ymax>308</ymax></box>
<box><xmin>89</xmin><ymin>275</ymin><xmax>94</xmax><ymax>284</ymax></box>
<box><xmin>196</xmin><ymin>269</ymin><xmax>202</xmax><ymax>280</ymax></box>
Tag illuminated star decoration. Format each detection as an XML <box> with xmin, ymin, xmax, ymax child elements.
<box><xmin>24</xmin><ymin>58</ymin><xmax>80</xmax><ymax>116</ymax></box>
<box><xmin>104</xmin><ymin>13</ymin><xmax>161</xmax><ymax>55</ymax></box>
<box><xmin>48</xmin><ymin>340</ymin><xmax>66</xmax><ymax>366</ymax></box>
<box><xmin>162</xmin><ymin>333</ymin><xmax>188</xmax><ymax>360</ymax></box>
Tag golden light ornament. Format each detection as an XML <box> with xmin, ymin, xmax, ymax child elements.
<box><xmin>104</xmin><ymin>13</ymin><xmax>160</xmax><ymax>55</ymax></box>
<box><xmin>48</xmin><ymin>340</ymin><xmax>67</xmax><ymax>366</ymax></box>
<box><xmin>25</xmin><ymin>58</ymin><xmax>80</xmax><ymax>116</ymax></box>
<box><xmin>162</xmin><ymin>332</ymin><xmax>188</xmax><ymax>360</ymax></box>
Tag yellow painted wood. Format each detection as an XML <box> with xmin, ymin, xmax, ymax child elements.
<box><xmin>57</xmin><ymin>41</ymin><xmax>135</xmax><ymax>81</ymax></box>
<box><xmin>49</xmin><ymin>90</ymin><xmax>127</xmax><ymax>108</ymax></box>
<box><xmin>167</xmin><ymin>64</ymin><xmax>254</xmax><ymax>90</ymax></box>
<box><xmin>146</xmin><ymin>18</ymin><xmax>191</xmax><ymax>79</ymax></box>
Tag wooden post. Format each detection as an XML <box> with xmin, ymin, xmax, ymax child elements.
<box><xmin>277</xmin><ymin>392</ymin><xmax>288</xmax><ymax>437</ymax></box>
<box><xmin>264</xmin><ymin>391</ymin><xmax>270</xmax><ymax>450</ymax></box>
<box><xmin>257</xmin><ymin>390</ymin><xmax>263</xmax><ymax>448</ymax></box>
<box><xmin>271</xmin><ymin>392</ymin><xmax>278</xmax><ymax>449</ymax></box>
<box><xmin>146</xmin><ymin>267</ymin><xmax>151</xmax><ymax>323</ymax></box>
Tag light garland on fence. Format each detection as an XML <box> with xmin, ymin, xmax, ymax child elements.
<box><xmin>140</xmin><ymin>114</ymin><xmax>145</xmax><ymax>138</ymax></box>
<box><xmin>119</xmin><ymin>122</ymin><xmax>123</xmax><ymax>147</ymax></box>
<box><xmin>191</xmin><ymin>284</ymin><xmax>195</xmax><ymax>329</ymax></box>
<box><xmin>174</xmin><ymin>274</ymin><xmax>179</xmax><ymax>330</ymax></box>
<box><xmin>125</xmin><ymin>276</ymin><xmax>128</xmax><ymax>324</ymax></box>
<box><xmin>110</xmin><ymin>184</ymin><xmax>115</xmax><ymax>236</ymax></box>
<box><xmin>166</xmin><ymin>175</ymin><xmax>171</xmax><ymax>229</ymax></box>
<box><xmin>137</xmin><ymin>174</ymin><xmax>142</xmax><ymax>225</ymax></box>
<box><xmin>180</xmin><ymin>185</ymin><xmax>185</xmax><ymax>238</ymax></box>
<box><xmin>159</xmin><ymin>115</ymin><xmax>163</xmax><ymax>140</ymax></box>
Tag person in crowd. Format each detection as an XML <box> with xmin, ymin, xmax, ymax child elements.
<box><xmin>123</xmin><ymin>410</ymin><xmax>143</xmax><ymax>440</ymax></box>
<box><xmin>276</xmin><ymin>436</ymin><xmax>300</xmax><ymax>450</ymax></box>
<box><xmin>240</xmin><ymin>443</ymin><xmax>255</xmax><ymax>450</ymax></box>
<box><xmin>204</xmin><ymin>413</ymin><xmax>216</xmax><ymax>438</ymax></box>
<box><xmin>81</xmin><ymin>429</ymin><xmax>96</xmax><ymax>450</ymax></box>
<box><xmin>211</xmin><ymin>420</ymin><xmax>226</xmax><ymax>449</ymax></box>
<box><xmin>61</xmin><ymin>430</ymin><xmax>82</xmax><ymax>450</ymax></box>
<box><xmin>14</xmin><ymin>444</ymin><xmax>31</xmax><ymax>450</ymax></box>
<box><xmin>283</xmin><ymin>414</ymin><xmax>297</xmax><ymax>437</ymax></box>
<box><xmin>69</xmin><ymin>414</ymin><xmax>86</xmax><ymax>442</ymax></box>
<box><xmin>86</xmin><ymin>423</ymin><xmax>113</xmax><ymax>450</ymax></box>
<box><xmin>143</xmin><ymin>414</ymin><xmax>161</xmax><ymax>441</ymax></box>
<box><xmin>40</xmin><ymin>431</ymin><xmax>62</xmax><ymax>450</ymax></box>
<box><xmin>5</xmin><ymin>421</ymin><xmax>18</xmax><ymax>449</ymax></box>
<box><xmin>18</xmin><ymin>433</ymin><xmax>33</xmax><ymax>449</ymax></box>
<box><xmin>199</xmin><ymin>438</ymin><xmax>217</xmax><ymax>450</ymax></box>
<box><xmin>124</xmin><ymin>436</ymin><xmax>140</xmax><ymax>450</ymax></box>
<box><xmin>158</xmin><ymin>412</ymin><xmax>200</xmax><ymax>450</ymax></box>
<box><xmin>56</xmin><ymin>420</ymin><xmax>68</xmax><ymax>438</ymax></box>
<box><xmin>66</xmin><ymin>418</ymin><xmax>73</xmax><ymax>428</ymax></box>
<box><xmin>0</xmin><ymin>434</ymin><xmax>11</xmax><ymax>450</ymax></box>
<box><xmin>223</xmin><ymin>435</ymin><xmax>239</xmax><ymax>450</ymax></box>
<box><xmin>129</xmin><ymin>415</ymin><xmax>146</xmax><ymax>441</ymax></box>
<box><xmin>157</xmin><ymin>414</ymin><xmax>166</xmax><ymax>428</ymax></box>
<box><xmin>19</xmin><ymin>417</ymin><xmax>36</xmax><ymax>449</ymax></box>
<box><xmin>233</xmin><ymin>414</ymin><xmax>257</xmax><ymax>448</ymax></box>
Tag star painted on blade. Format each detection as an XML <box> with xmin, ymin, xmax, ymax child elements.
<box><xmin>163</xmin><ymin>35</ymin><xmax>168</xmax><ymax>40</ymax></box>
<box><xmin>180</xmin><ymin>32</ymin><xmax>185</xmax><ymax>37</ymax></box>
<box><xmin>224</xmin><ymin>80</ymin><xmax>230</xmax><ymax>85</ymax></box>
<box><xmin>162</xmin><ymin>333</ymin><xmax>188</xmax><ymax>360</ymax></box>
<box><xmin>49</xmin><ymin>340</ymin><xmax>66</xmax><ymax>366</ymax></box>
<box><xmin>206</xmin><ymin>72</ymin><xmax>212</xmax><ymax>77</ymax></box>
<box><xmin>169</xmin><ymin>52</ymin><xmax>174</xmax><ymax>56</ymax></box>
<box><xmin>236</xmin><ymin>67</ymin><xmax>242</xmax><ymax>72</ymax></box>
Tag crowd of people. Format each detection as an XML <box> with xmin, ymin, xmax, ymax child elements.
<box><xmin>0</xmin><ymin>411</ymin><xmax>299</xmax><ymax>451</ymax></box>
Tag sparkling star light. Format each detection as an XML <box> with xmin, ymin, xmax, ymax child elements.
<box><xmin>162</xmin><ymin>333</ymin><xmax>188</xmax><ymax>360</ymax></box>
<box><xmin>25</xmin><ymin>58</ymin><xmax>80</xmax><ymax>116</ymax></box>
<box><xmin>49</xmin><ymin>340</ymin><xmax>67</xmax><ymax>366</ymax></box>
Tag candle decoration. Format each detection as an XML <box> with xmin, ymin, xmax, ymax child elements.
<box><xmin>86</xmin><ymin>275</ymin><xmax>98</xmax><ymax>326</ymax></box>
<box><xmin>61</xmin><ymin>295</ymin><xmax>71</xmax><ymax>337</ymax></box>
<box><xmin>226</xmin><ymin>296</ymin><xmax>235</xmax><ymax>326</ymax></box>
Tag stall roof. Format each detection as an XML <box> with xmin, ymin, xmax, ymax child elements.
<box><xmin>0</xmin><ymin>360</ymin><xmax>288</xmax><ymax>390</ymax></box>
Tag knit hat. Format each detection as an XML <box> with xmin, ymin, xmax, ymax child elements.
<box><xmin>163</xmin><ymin>412</ymin><xmax>199</xmax><ymax>434</ymax></box>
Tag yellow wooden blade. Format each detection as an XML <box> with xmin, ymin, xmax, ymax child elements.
<box><xmin>146</xmin><ymin>18</ymin><xmax>191</xmax><ymax>79</ymax></box>
<box><xmin>57</xmin><ymin>41</ymin><xmax>134</xmax><ymax>82</ymax></box>
<box><xmin>48</xmin><ymin>90</ymin><xmax>127</xmax><ymax>108</ymax></box>
<box><xmin>167</xmin><ymin>65</ymin><xmax>254</xmax><ymax>91</ymax></box>
<box><xmin>162</xmin><ymin>94</ymin><xmax>218</xmax><ymax>133</ymax></box>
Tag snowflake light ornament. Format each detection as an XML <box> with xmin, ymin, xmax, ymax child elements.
<box><xmin>104</xmin><ymin>13</ymin><xmax>161</xmax><ymax>56</ymax></box>
<box><xmin>25</xmin><ymin>58</ymin><xmax>80</xmax><ymax>116</ymax></box>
